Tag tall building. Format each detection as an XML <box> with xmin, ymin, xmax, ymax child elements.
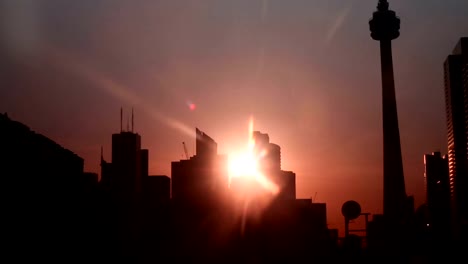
<box><xmin>171</xmin><ymin>128</ymin><xmax>228</xmax><ymax>205</ymax></box>
<box><xmin>253</xmin><ymin>131</ymin><xmax>281</xmax><ymax>172</ymax></box>
<box><xmin>195</xmin><ymin>128</ymin><xmax>217</xmax><ymax>157</ymax></box>
<box><xmin>170</xmin><ymin>129</ymin><xmax>231</xmax><ymax>262</ymax></box>
<box><xmin>253</xmin><ymin>131</ymin><xmax>296</xmax><ymax>200</ymax></box>
<box><xmin>444</xmin><ymin>37</ymin><xmax>468</xmax><ymax>236</ymax></box>
<box><xmin>99</xmin><ymin>109</ymin><xmax>150</xmax><ymax>256</ymax></box>
<box><xmin>369</xmin><ymin>0</ymin><xmax>407</xmax><ymax>223</ymax></box>
<box><xmin>100</xmin><ymin>110</ymin><xmax>148</xmax><ymax>197</ymax></box>
<box><xmin>424</xmin><ymin>152</ymin><xmax>450</xmax><ymax>238</ymax></box>
<box><xmin>111</xmin><ymin>132</ymin><xmax>143</xmax><ymax>195</ymax></box>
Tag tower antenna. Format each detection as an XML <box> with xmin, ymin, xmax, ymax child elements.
<box><xmin>182</xmin><ymin>142</ymin><xmax>189</xmax><ymax>159</ymax></box>
<box><xmin>127</xmin><ymin>116</ymin><xmax>129</xmax><ymax>132</ymax></box>
<box><xmin>377</xmin><ymin>0</ymin><xmax>389</xmax><ymax>11</ymax></box>
<box><xmin>120</xmin><ymin>107</ymin><xmax>123</xmax><ymax>132</ymax></box>
<box><xmin>132</xmin><ymin>107</ymin><xmax>134</xmax><ymax>132</ymax></box>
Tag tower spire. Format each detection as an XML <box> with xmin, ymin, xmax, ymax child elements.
<box><xmin>127</xmin><ymin>116</ymin><xmax>129</xmax><ymax>132</ymax></box>
<box><xmin>120</xmin><ymin>107</ymin><xmax>123</xmax><ymax>132</ymax></box>
<box><xmin>369</xmin><ymin>0</ymin><xmax>406</xmax><ymax>223</ymax></box>
<box><xmin>377</xmin><ymin>0</ymin><xmax>389</xmax><ymax>11</ymax></box>
<box><xmin>132</xmin><ymin>107</ymin><xmax>134</xmax><ymax>132</ymax></box>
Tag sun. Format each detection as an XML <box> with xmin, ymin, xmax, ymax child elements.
<box><xmin>228</xmin><ymin>148</ymin><xmax>280</xmax><ymax>196</ymax></box>
<box><xmin>227</xmin><ymin>117</ymin><xmax>280</xmax><ymax>195</ymax></box>
<box><xmin>228</xmin><ymin>117</ymin><xmax>258</xmax><ymax>180</ymax></box>
<box><xmin>228</xmin><ymin>151</ymin><xmax>258</xmax><ymax>179</ymax></box>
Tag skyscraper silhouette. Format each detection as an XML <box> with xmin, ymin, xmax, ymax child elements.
<box><xmin>444</xmin><ymin>37</ymin><xmax>468</xmax><ymax>238</ymax></box>
<box><xmin>252</xmin><ymin>131</ymin><xmax>296</xmax><ymax>200</ymax></box>
<box><xmin>369</xmin><ymin>0</ymin><xmax>407</xmax><ymax>223</ymax></box>
<box><xmin>171</xmin><ymin>128</ymin><xmax>228</xmax><ymax>204</ymax></box>
<box><xmin>99</xmin><ymin>109</ymin><xmax>149</xmax><ymax>257</ymax></box>
<box><xmin>424</xmin><ymin>152</ymin><xmax>450</xmax><ymax>240</ymax></box>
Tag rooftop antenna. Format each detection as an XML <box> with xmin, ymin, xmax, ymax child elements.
<box><xmin>313</xmin><ymin>192</ymin><xmax>318</xmax><ymax>202</ymax></box>
<box><xmin>182</xmin><ymin>142</ymin><xmax>189</xmax><ymax>159</ymax></box>
<box><xmin>100</xmin><ymin>146</ymin><xmax>103</xmax><ymax>163</ymax></box>
<box><xmin>377</xmin><ymin>0</ymin><xmax>389</xmax><ymax>11</ymax></box>
<box><xmin>127</xmin><ymin>116</ymin><xmax>130</xmax><ymax>132</ymax></box>
<box><xmin>120</xmin><ymin>107</ymin><xmax>123</xmax><ymax>132</ymax></box>
<box><xmin>132</xmin><ymin>107</ymin><xmax>134</xmax><ymax>132</ymax></box>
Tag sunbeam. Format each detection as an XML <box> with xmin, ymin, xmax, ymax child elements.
<box><xmin>48</xmin><ymin>47</ymin><xmax>194</xmax><ymax>138</ymax></box>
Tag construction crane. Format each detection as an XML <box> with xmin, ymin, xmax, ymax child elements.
<box><xmin>182</xmin><ymin>142</ymin><xmax>189</xmax><ymax>159</ymax></box>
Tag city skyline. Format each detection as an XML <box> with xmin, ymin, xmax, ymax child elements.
<box><xmin>1</xmin><ymin>0</ymin><xmax>468</xmax><ymax>231</ymax></box>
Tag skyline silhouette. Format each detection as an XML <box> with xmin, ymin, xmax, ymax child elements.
<box><xmin>1</xmin><ymin>95</ymin><xmax>465</xmax><ymax>260</ymax></box>
<box><xmin>1</xmin><ymin>0</ymin><xmax>468</xmax><ymax>241</ymax></box>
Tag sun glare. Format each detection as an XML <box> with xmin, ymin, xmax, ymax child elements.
<box><xmin>228</xmin><ymin>117</ymin><xmax>258</xmax><ymax>180</ymax></box>
<box><xmin>228</xmin><ymin>152</ymin><xmax>257</xmax><ymax>178</ymax></box>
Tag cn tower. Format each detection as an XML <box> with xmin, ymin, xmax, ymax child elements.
<box><xmin>369</xmin><ymin>0</ymin><xmax>407</xmax><ymax>222</ymax></box>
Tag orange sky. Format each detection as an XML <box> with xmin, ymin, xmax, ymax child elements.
<box><xmin>1</xmin><ymin>0</ymin><xmax>468</xmax><ymax>233</ymax></box>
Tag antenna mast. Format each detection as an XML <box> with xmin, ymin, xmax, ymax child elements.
<box><xmin>182</xmin><ymin>142</ymin><xmax>189</xmax><ymax>159</ymax></box>
<box><xmin>131</xmin><ymin>108</ymin><xmax>134</xmax><ymax>132</ymax></box>
<box><xmin>120</xmin><ymin>107</ymin><xmax>123</xmax><ymax>132</ymax></box>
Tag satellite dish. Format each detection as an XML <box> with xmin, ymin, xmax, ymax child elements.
<box><xmin>342</xmin><ymin>200</ymin><xmax>361</xmax><ymax>220</ymax></box>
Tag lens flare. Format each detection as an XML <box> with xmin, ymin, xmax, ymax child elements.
<box><xmin>228</xmin><ymin>117</ymin><xmax>279</xmax><ymax>195</ymax></box>
<box><xmin>186</xmin><ymin>100</ymin><xmax>196</xmax><ymax>111</ymax></box>
<box><xmin>189</xmin><ymin>103</ymin><xmax>196</xmax><ymax>111</ymax></box>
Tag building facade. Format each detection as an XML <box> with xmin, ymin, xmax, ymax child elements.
<box><xmin>252</xmin><ymin>131</ymin><xmax>296</xmax><ymax>200</ymax></box>
<box><xmin>444</xmin><ymin>37</ymin><xmax>468</xmax><ymax>236</ymax></box>
<box><xmin>171</xmin><ymin>128</ymin><xmax>229</xmax><ymax>205</ymax></box>
<box><xmin>424</xmin><ymin>152</ymin><xmax>450</xmax><ymax>239</ymax></box>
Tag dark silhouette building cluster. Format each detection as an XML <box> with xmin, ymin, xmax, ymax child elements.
<box><xmin>0</xmin><ymin>113</ymin><xmax>99</xmax><ymax>256</ymax></box>
<box><xmin>0</xmin><ymin>111</ymin><xmax>338</xmax><ymax>262</ymax></box>
<box><xmin>419</xmin><ymin>37</ymin><xmax>468</xmax><ymax>254</ymax></box>
<box><xmin>1</xmin><ymin>1</ymin><xmax>467</xmax><ymax>262</ymax></box>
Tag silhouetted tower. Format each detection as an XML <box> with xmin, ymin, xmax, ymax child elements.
<box><xmin>100</xmin><ymin>109</ymin><xmax>147</xmax><ymax>196</ymax></box>
<box><xmin>171</xmin><ymin>128</ymin><xmax>228</xmax><ymax>203</ymax></box>
<box><xmin>369</xmin><ymin>0</ymin><xmax>407</xmax><ymax>222</ymax></box>
<box><xmin>444</xmin><ymin>37</ymin><xmax>468</xmax><ymax>237</ymax></box>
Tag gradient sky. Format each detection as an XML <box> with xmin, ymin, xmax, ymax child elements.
<box><xmin>1</xmin><ymin>0</ymin><xmax>467</xmax><ymax>231</ymax></box>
